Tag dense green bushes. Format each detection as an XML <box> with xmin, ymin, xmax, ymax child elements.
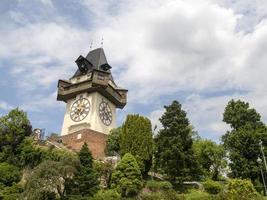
<box><xmin>203</xmin><ymin>180</ymin><xmax>223</xmax><ymax>194</ymax></box>
<box><xmin>0</xmin><ymin>163</ymin><xmax>21</xmax><ymax>186</ymax></box>
<box><xmin>222</xmin><ymin>179</ymin><xmax>261</xmax><ymax>200</ymax></box>
<box><xmin>145</xmin><ymin>180</ymin><xmax>173</xmax><ymax>192</ymax></box>
<box><xmin>92</xmin><ymin>190</ymin><xmax>121</xmax><ymax>200</ymax></box>
<box><xmin>111</xmin><ymin>153</ymin><xmax>143</xmax><ymax>197</ymax></box>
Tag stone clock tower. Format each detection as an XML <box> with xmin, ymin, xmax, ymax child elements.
<box><xmin>56</xmin><ymin>48</ymin><xmax>127</xmax><ymax>159</ymax></box>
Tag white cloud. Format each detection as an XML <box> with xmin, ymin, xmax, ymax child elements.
<box><xmin>0</xmin><ymin>101</ymin><xmax>13</xmax><ymax>111</ymax></box>
<box><xmin>2</xmin><ymin>0</ymin><xmax>267</xmax><ymax>140</ymax></box>
<box><xmin>21</xmin><ymin>91</ymin><xmax>64</xmax><ymax>112</ymax></box>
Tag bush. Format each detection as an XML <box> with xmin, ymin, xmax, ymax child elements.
<box><xmin>185</xmin><ymin>190</ymin><xmax>212</xmax><ymax>200</ymax></box>
<box><xmin>66</xmin><ymin>195</ymin><xmax>88</xmax><ymax>200</ymax></box>
<box><xmin>203</xmin><ymin>179</ymin><xmax>223</xmax><ymax>194</ymax></box>
<box><xmin>92</xmin><ymin>190</ymin><xmax>121</xmax><ymax>200</ymax></box>
<box><xmin>111</xmin><ymin>153</ymin><xmax>142</xmax><ymax>197</ymax></box>
<box><xmin>146</xmin><ymin>180</ymin><xmax>172</xmax><ymax>192</ymax></box>
<box><xmin>140</xmin><ymin>190</ymin><xmax>185</xmax><ymax>200</ymax></box>
<box><xmin>222</xmin><ymin>179</ymin><xmax>261</xmax><ymax>200</ymax></box>
<box><xmin>0</xmin><ymin>163</ymin><xmax>21</xmax><ymax>186</ymax></box>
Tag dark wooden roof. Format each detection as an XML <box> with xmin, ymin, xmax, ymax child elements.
<box><xmin>73</xmin><ymin>48</ymin><xmax>111</xmax><ymax>77</ymax></box>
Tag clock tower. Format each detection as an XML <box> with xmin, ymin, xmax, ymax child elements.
<box><xmin>56</xmin><ymin>48</ymin><xmax>127</xmax><ymax>159</ymax></box>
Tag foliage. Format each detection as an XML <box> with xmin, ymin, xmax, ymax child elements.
<box><xmin>92</xmin><ymin>190</ymin><xmax>121</xmax><ymax>200</ymax></box>
<box><xmin>222</xmin><ymin>179</ymin><xmax>261</xmax><ymax>200</ymax></box>
<box><xmin>154</xmin><ymin>101</ymin><xmax>199</xmax><ymax>182</ymax></box>
<box><xmin>106</xmin><ymin>128</ymin><xmax>121</xmax><ymax>156</ymax></box>
<box><xmin>0</xmin><ymin>183</ymin><xmax>23</xmax><ymax>200</ymax></box>
<box><xmin>222</xmin><ymin>99</ymin><xmax>267</xmax><ymax>182</ymax></box>
<box><xmin>0</xmin><ymin>108</ymin><xmax>32</xmax><ymax>165</ymax></box>
<box><xmin>140</xmin><ymin>190</ymin><xmax>185</xmax><ymax>200</ymax></box>
<box><xmin>185</xmin><ymin>190</ymin><xmax>212</xmax><ymax>200</ymax></box>
<box><xmin>120</xmin><ymin>114</ymin><xmax>153</xmax><ymax>176</ymax></box>
<box><xmin>0</xmin><ymin>163</ymin><xmax>21</xmax><ymax>186</ymax></box>
<box><xmin>193</xmin><ymin>139</ymin><xmax>226</xmax><ymax>180</ymax></box>
<box><xmin>17</xmin><ymin>137</ymin><xmax>44</xmax><ymax>168</ymax></box>
<box><xmin>203</xmin><ymin>179</ymin><xmax>223</xmax><ymax>194</ymax></box>
<box><xmin>111</xmin><ymin>153</ymin><xmax>142</xmax><ymax>197</ymax></box>
<box><xmin>23</xmin><ymin>160</ymin><xmax>76</xmax><ymax>200</ymax></box>
<box><xmin>223</xmin><ymin>99</ymin><xmax>263</xmax><ymax>130</ymax></box>
<box><xmin>93</xmin><ymin>160</ymin><xmax>113</xmax><ymax>188</ymax></box>
<box><xmin>73</xmin><ymin>143</ymin><xmax>99</xmax><ymax>197</ymax></box>
<box><xmin>145</xmin><ymin>180</ymin><xmax>173</xmax><ymax>192</ymax></box>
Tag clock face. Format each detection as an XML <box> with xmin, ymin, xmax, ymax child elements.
<box><xmin>99</xmin><ymin>101</ymin><xmax>112</xmax><ymax>126</ymax></box>
<box><xmin>70</xmin><ymin>98</ymin><xmax>90</xmax><ymax>122</ymax></box>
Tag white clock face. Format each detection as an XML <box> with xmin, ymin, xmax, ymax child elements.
<box><xmin>99</xmin><ymin>101</ymin><xmax>112</xmax><ymax>126</ymax></box>
<box><xmin>70</xmin><ymin>98</ymin><xmax>90</xmax><ymax>122</ymax></box>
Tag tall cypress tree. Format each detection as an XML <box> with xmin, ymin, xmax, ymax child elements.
<box><xmin>154</xmin><ymin>100</ymin><xmax>198</xmax><ymax>182</ymax></box>
<box><xmin>120</xmin><ymin>114</ymin><xmax>153</xmax><ymax>176</ymax></box>
<box><xmin>74</xmin><ymin>143</ymin><xmax>99</xmax><ymax>196</ymax></box>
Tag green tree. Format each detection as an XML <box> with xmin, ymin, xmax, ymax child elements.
<box><xmin>154</xmin><ymin>100</ymin><xmax>199</xmax><ymax>182</ymax></box>
<box><xmin>120</xmin><ymin>114</ymin><xmax>153</xmax><ymax>176</ymax></box>
<box><xmin>17</xmin><ymin>137</ymin><xmax>43</xmax><ymax>168</ymax></box>
<box><xmin>23</xmin><ymin>160</ymin><xmax>76</xmax><ymax>200</ymax></box>
<box><xmin>105</xmin><ymin>127</ymin><xmax>121</xmax><ymax>156</ymax></box>
<box><xmin>73</xmin><ymin>143</ymin><xmax>99</xmax><ymax>197</ymax></box>
<box><xmin>0</xmin><ymin>163</ymin><xmax>21</xmax><ymax>186</ymax></box>
<box><xmin>0</xmin><ymin>108</ymin><xmax>32</xmax><ymax>165</ymax></box>
<box><xmin>111</xmin><ymin>153</ymin><xmax>142</xmax><ymax>197</ymax></box>
<box><xmin>193</xmin><ymin>139</ymin><xmax>226</xmax><ymax>180</ymax></box>
<box><xmin>222</xmin><ymin>99</ymin><xmax>267</xmax><ymax>181</ymax></box>
<box><xmin>223</xmin><ymin>99</ymin><xmax>263</xmax><ymax>130</ymax></box>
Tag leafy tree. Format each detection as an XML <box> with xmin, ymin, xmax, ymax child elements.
<box><xmin>105</xmin><ymin>127</ymin><xmax>121</xmax><ymax>156</ymax></box>
<box><xmin>73</xmin><ymin>143</ymin><xmax>99</xmax><ymax>197</ymax></box>
<box><xmin>111</xmin><ymin>153</ymin><xmax>142</xmax><ymax>197</ymax></box>
<box><xmin>17</xmin><ymin>137</ymin><xmax>44</xmax><ymax>168</ymax></box>
<box><xmin>0</xmin><ymin>108</ymin><xmax>32</xmax><ymax>165</ymax></box>
<box><xmin>120</xmin><ymin>114</ymin><xmax>153</xmax><ymax>176</ymax></box>
<box><xmin>222</xmin><ymin>99</ymin><xmax>267</xmax><ymax>181</ymax></box>
<box><xmin>23</xmin><ymin>160</ymin><xmax>76</xmax><ymax>200</ymax></box>
<box><xmin>223</xmin><ymin>99</ymin><xmax>263</xmax><ymax>130</ymax></box>
<box><xmin>154</xmin><ymin>100</ymin><xmax>199</xmax><ymax>182</ymax></box>
<box><xmin>0</xmin><ymin>163</ymin><xmax>21</xmax><ymax>186</ymax></box>
<box><xmin>193</xmin><ymin>139</ymin><xmax>226</xmax><ymax>180</ymax></box>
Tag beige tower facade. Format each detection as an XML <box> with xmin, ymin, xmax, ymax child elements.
<box><xmin>56</xmin><ymin>48</ymin><xmax>127</xmax><ymax>158</ymax></box>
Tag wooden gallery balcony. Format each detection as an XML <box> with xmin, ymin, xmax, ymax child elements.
<box><xmin>57</xmin><ymin>70</ymin><xmax>127</xmax><ymax>109</ymax></box>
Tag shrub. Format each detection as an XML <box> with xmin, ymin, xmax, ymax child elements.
<box><xmin>146</xmin><ymin>180</ymin><xmax>172</xmax><ymax>192</ymax></box>
<box><xmin>223</xmin><ymin>179</ymin><xmax>261</xmax><ymax>200</ymax></box>
<box><xmin>0</xmin><ymin>163</ymin><xmax>21</xmax><ymax>186</ymax></box>
<box><xmin>185</xmin><ymin>190</ymin><xmax>212</xmax><ymax>200</ymax></box>
<box><xmin>111</xmin><ymin>153</ymin><xmax>142</xmax><ymax>197</ymax></box>
<box><xmin>92</xmin><ymin>190</ymin><xmax>121</xmax><ymax>200</ymax></box>
<box><xmin>140</xmin><ymin>191</ymin><xmax>185</xmax><ymax>200</ymax></box>
<box><xmin>203</xmin><ymin>179</ymin><xmax>223</xmax><ymax>194</ymax></box>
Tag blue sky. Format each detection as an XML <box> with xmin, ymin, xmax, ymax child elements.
<box><xmin>1</xmin><ymin>0</ymin><xmax>267</xmax><ymax>141</ymax></box>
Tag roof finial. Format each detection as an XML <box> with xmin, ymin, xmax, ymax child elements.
<box><xmin>101</xmin><ymin>37</ymin><xmax>104</xmax><ymax>48</ymax></box>
<box><xmin>90</xmin><ymin>41</ymin><xmax>93</xmax><ymax>50</ymax></box>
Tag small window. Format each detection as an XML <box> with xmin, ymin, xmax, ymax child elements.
<box><xmin>77</xmin><ymin>133</ymin><xmax>82</xmax><ymax>139</ymax></box>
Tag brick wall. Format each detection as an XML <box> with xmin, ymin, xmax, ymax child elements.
<box><xmin>59</xmin><ymin>129</ymin><xmax>108</xmax><ymax>159</ymax></box>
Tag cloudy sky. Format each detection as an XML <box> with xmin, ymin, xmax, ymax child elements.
<box><xmin>1</xmin><ymin>0</ymin><xmax>267</xmax><ymax>141</ymax></box>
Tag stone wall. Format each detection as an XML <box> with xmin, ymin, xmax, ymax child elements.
<box><xmin>59</xmin><ymin>129</ymin><xmax>108</xmax><ymax>159</ymax></box>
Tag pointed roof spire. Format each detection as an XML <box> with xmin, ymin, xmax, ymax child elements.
<box><xmin>85</xmin><ymin>48</ymin><xmax>111</xmax><ymax>71</ymax></box>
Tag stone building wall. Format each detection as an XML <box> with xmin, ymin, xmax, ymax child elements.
<box><xmin>58</xmin><ymin>129</ymin><xmax>108</xmax><ymax>159</ymax></box>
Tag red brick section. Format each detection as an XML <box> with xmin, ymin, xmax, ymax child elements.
<box><xmin>59</xmin><ymin>129</ymin><xmax>108</xmax><ymax>160</ymax></box>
